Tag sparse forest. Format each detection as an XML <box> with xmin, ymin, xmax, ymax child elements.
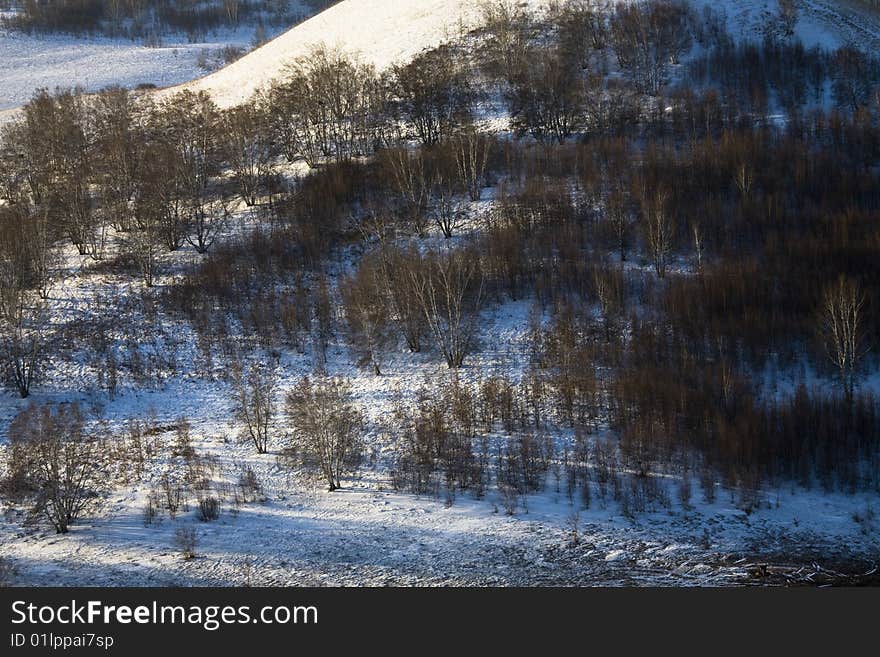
<box><xmin>1</xmin><ymin>0</ymin><xmax>880</xmax><ymax>585</ymax></box>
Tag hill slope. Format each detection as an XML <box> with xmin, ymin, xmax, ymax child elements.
<box><xmin>162</xmin><ymin>0</ymin><xmax>547</xmax><ymax>108</ymax></box>
<box><xmin>3</xmin><ymin>0</ymin><xmax>878</xmax><ymax>121</ymax></box>
<box><xmin>164</xmin><ymin>0</ymin><xmax>880</xmax><ymax>110</ymax></box>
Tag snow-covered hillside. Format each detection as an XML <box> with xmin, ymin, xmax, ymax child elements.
<box><xmin>162</xmin><ymin>0</ymin><xmax>551</xmax><ymax>108</ymax></box>
<box><xmin>167</xmin><ymin>0</ymin><xmax>880</xmax><ymax>110</ymax></box>
<box><xmin>2</xmin><ymin>0</ymin><xmax>880</xmax><ymax>590</ymax></box>
<box><xmin>3</xmin><ymin>0</ymin><xmax>879</xmax><ymax>118</ymax></box>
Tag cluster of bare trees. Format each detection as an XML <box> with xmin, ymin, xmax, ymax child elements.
<box><xmin>479</xmin><ymin>0</ymin><xmax>538</xmax><ymax>84</ymax></box>
<box><xmin>482</xmin><ymin>0</ymin><xmax>700</xmax><ymax>138</ymax></box>
<box><xmin>135</xmin><ymin>416</ymin><xmax>262</xmax><ymax>537</ymax></box>
<box><xmin>342</xmin><ymin>245</ymin><xmax>485</xmax><ymax>373</ymax></box>
<box><xmin>264</xmin><ymin>47</ymin><xmax>390</xmax><ymax>165</ymax></box>
<box><xmin>507</xmin><ymin>45</ymin><xmax>588</xmax><ymax>143</ymax></box>
<box><xmin>388</xmin><ymin>374</ymin><xmax>588</xmax><ymax>509</ymax></box>
<box><xmin>378</xmin><ymin>134</ymin><xmax>492</xmax><ymax>237</ymax></box>
<box><xmin>259</xmin><ymin>44</ymin><xmax>472</xmax><ymax>171</ymax></box>
<box><xmin>610</xmin><ymin>0</ymin><xmax>694</xmax><ymax>95</ymax></box>
<box><xmin>261</xmin><ymin>42</ymin><xmax>478</xmax><ymax>163</ymax></box>
<box><xmin>391</xmin><ymin>377</ymin><xmax>490</xmax><ymax>499</ymax></box>
<box><xmin>392</xmin><ymin>45</ymin><xmax>474</xmax><ymax>147</ymax></box>
<box><xmin>221</xmin><ymin>103</ymin><xmax>275</xmax><ymax>207</ymax></box>
<box><xmin>0</xmin><ymin>87</ymin><xmax>262</xmax><ymax>290</ymax></box>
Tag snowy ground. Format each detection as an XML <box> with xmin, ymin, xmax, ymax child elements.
<box><xmin>0</xmin><ymin>2</ymin><xmax>319</xmax><ymax>113</ymax></box>
<box><xmin>691</xmin><ymin>0</ymin><xmax>880</xmax><ymax>51</ymax></box>
<box><xmin>5</xmin><ymin>462</ymin><xmax>877</xmax><ymax>586</ymax></box>
<box><xmin>1</xmin><ymin>28</ymin><xmax>247</xmax><ymax>112</ymax></box>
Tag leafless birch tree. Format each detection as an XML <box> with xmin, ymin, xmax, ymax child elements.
<box><xmin>409</xmin><ymin>249</ymin><xmax>484</xmax><ymax>369</ymax></box>
<box><xmin>642</xmin><ymin>187</ymin><xmax>674</xmax><ymax>278</ymax></box>
<box><xmin>820</xmin><ymin>276</ymin><xmax>869</xmax><ymax>399</ymax></box>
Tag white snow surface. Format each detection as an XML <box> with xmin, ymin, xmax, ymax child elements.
<box><xmin>1</xmin><ymin>29</ymin><xmax>237</xmax><ymax>112</ymax></box>
<box><xmin>690</xmin><ymin>0</ymin><xmax>880</xmax><ymax>51</ymax></box>
<box><xmin>0</xmin><ymin>2</ymin><xmax>320</xmax><ymax>114</ymax></box>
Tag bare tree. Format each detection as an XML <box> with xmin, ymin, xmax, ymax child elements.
<box><xmin>453</xmin><ymin>128</ymin><xmax>492</xmax><ymax>201</ymax></box>
<box><xmin>383</xmin><ymin>147</ymin><xmax>431</xmax><ymax>236</ymax></box>
<box><xmin>221</xmin><ymin>103</ymin><xmax>274</xmax><ymax>206</ymax></box>
<box><xmin>691</xmin><ymin>219</ymin><xmax>704</xmax><ymax>274</ymax></box>
<box><xmin>223</xmin><ymin>0</ymin><xmax>240</xmax><ymax>24</ymax></box>
<box><xmin>17</xmin><ymin>89</ymin><xmax>100</xmax><ymax>257</ymax></box>
<box><xmin>286</xmin><ymin>376</ymin><xmax>364</xmax><ymax>491</ymax></box>
<box><xmin>819</xmin><ymin>276</ymin><xmax>869</xmax><ymax>399</ymax></box>
<box><xmin>606</xmin><ymin>185</ymin><xmax>632</xmax><ymax>262</ymax></box>
<box><xmin>432</xmin><ymin>170</ymin><xmax>464</xmax><ymax>239</ymax></box>
<box><xmin>642</xmin><ymin>187</ymin><xmax>674</xmax><ymax>278</ymax></box>
<box><xmin>186</xmin><ymin>197</ymin><xmax>229</xmax><ymax>255</ymax></box>
<box><xmin>148</xmin><ymin>91</ymin><xmax>221</xmax><ymax>251</ymax></box>
<box><xmin>8</xmin><ymin>403</ymin><xmax>101</xmax><ymax>534</ymax></box>
<box><xmin>593</xmin><ymin>264</ymin><xmax>624</xmax><ymax>341</ymax></box>
<box><xmin>832</xmin><ymin>47</ymin><xmax>875</xmax><ymax>112</ymax></box>
<box><xmin>409</xmin><ymin>248</ymin><xmax>485</xmax><ymax>369</ymax></box>
<box><xmin>174</xmin><ymin>526</ymin><xmax>198</xmax><ymax>560</ymax></box>
<box><xmin>733</xmin><ymin>161</ymin><xmax>754</xmax><ymax>200</ymax></box>
<box><xmin>126</xmin><ymin>179</ymin><xmax>162</xmax><ymax>287</ymax></box>
<box><xmin>341</xmin><ymin>255</ymin><xmax>393</xmax><ymax>375</ymax></box>
<box><xmin>91</xmin><ymin>87</ymin><xmax>144</xmax><ymax>232</ymax></box>
<box><xmin>0</xmin><ymin>201</ymin><xmax>54</xmax><ymax>300</ymax></box>
<box><xmin>133</xmin><ymin>139</ymin><xmax>187</xmax><ymax>253</ymax></box>
<box><xmin>233</xmin><ymin>360</ymin><xmax>278</xmax><ymax>453</ymax></box>
<box><xmin>777</xmin><ymin>0</ymin><xmax>798</xmax><ymax>39</ymax></box>
<box><xmin>281</xmin><ymin>274</ymin><xmax>312</xmax><ymax>353</ymax></box>
<box><xmin>0</xmin><ymin>288</ymin><xmax>45</xmax><ymax>398</ymax></box>
<box><xmin>54</xmin><ymin>176</ymin><xmax>101</xmax><ymax>258</ymax></box>
<box><xmin>374</xmin><ymin>245</ymin><xmax>427</xmax><ymax>353</ymax></box>
<box><xmin>0</xmin><ymin>199</ymin><xmax>50</xmax><ymax>397</ymax></box>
